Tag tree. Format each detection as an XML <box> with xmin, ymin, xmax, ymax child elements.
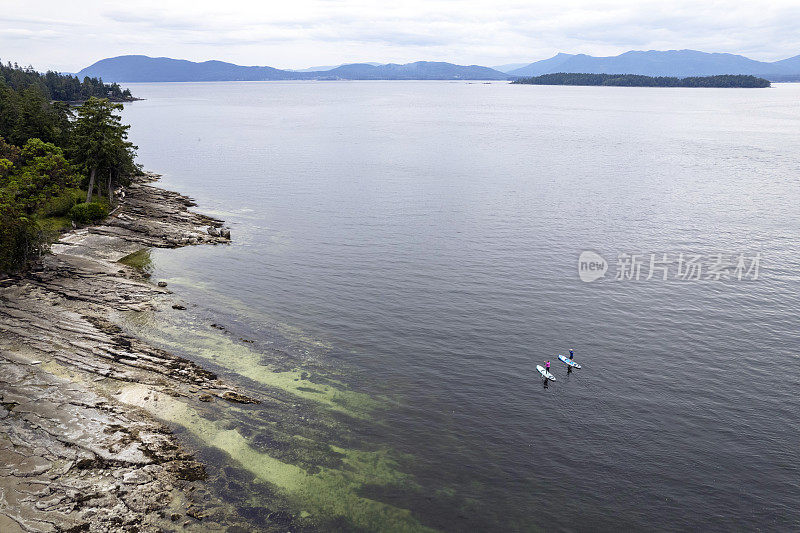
<box><xmin>0</xmin><ymin>189</ymin><xmax>39</xmax><ymax>272</ymax></box>
<box><xmin>0</xmin><ymin>81</ymin><xmax>72</xmax><ymax>147</ymax></box>
<box><xmin>71</xmin><ymin>97</ymin><xmax>136</xmax><ymax>203</ymax></box>
<box><xmin>105</xmin><ymin>133</ymin><xmax>138</xmax><ymax>201</ymax></box>
<box><xmin>0</xmin><ymin>138</ymin><xmax>77</xmax><ymax>272</ymax></box>
<box><xmin>0</xmin><ymin>135</ymin><xmax>21</xmax><ymax>163</ymax></box>
<box><xmin>12</xmin><ymin>138</ymin><xmax>77</xmax><ymax>213</ymax></box>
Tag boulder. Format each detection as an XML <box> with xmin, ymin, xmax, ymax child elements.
<box><xmin>206</xmin><ymin>226</ymin><xmax>219</xmax><ymax>237</ymax></box>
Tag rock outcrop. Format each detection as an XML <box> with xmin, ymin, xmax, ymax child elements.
<box><xmin>0</xmin><ymin>173</ymin><xmax>252</xmax><ymax>532</ymax></box>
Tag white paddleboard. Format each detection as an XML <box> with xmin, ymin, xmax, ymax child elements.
<box><xmin>536</xmin><ymin>365</ymin><xmax>556</xmax><ymax>381</ymax></box>
<box><xmin>558</xmin><ymin>354</ymin><xmax>582</xmax><ymax>369</ymax></box>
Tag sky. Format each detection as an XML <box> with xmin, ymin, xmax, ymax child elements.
<box><xmin>2</xmin><ymin>0</ymin><xmax>799</xmax><ymax>72</ymax></box>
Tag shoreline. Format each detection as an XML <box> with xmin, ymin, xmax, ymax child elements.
<box><xmin>0</xmin><ymin>173</ymin><xmax>256</xmax><ymax>531</ymax></box>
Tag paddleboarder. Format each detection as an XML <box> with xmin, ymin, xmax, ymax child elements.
<box><xmin>569</xmin><ymin>349</ymin><xmax>574</xmax><ymax>361</ymax></box>
<box><xmin>545</xmin><ymin>360</ymin><xmax>551</xmax><ymax>375</ymax></box>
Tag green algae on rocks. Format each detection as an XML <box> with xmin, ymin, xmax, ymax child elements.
<box><xmin>118</xmin><ymin>384</ymin><xmax>433</xmax><ymax>532</ymax></box>
<box><xmin>118</xmin><ymin>248</ymin><xmax>154</xmax><ymax>273</ymax></box>
<box><xmin>122</xmin><ymin>308</ymin><xmax>379</xmax><ymax>418</ymax></box>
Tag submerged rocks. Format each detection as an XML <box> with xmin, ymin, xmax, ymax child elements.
<box><xmin>157</xmin><ymin>281</ymin><xmax>168</xmax><ymax>287</ymax></box>
<box><xmin>222</xmin><ymin>391</ymin><xmax>260</xmax><ymax>404</ymax></box>
<box><xmin>167</xmin><ymin>461</ymin><xmax>207</xmax><ymax>482</ymax></box>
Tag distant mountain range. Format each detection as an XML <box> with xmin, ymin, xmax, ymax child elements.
<box><xmin>508</xmin><ymin>50</ymin><xmax>800</xmax><ymax>80</ymax></box>
<box><xmin>77</xmin><ymin>50</ymin><xmax>800</xmax><ymax>83</ymax></box>
<box><xmin>288</xmin><ymin>62</ymin><xmax>383</xmax><ymax>72</ymax></box>
<box><xmin>76</xmin><ymin>56</ymin><xmax>508</xmax><ymax>82</ymax></box>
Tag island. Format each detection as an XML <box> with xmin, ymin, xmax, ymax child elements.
<box><xmin>511</xmin><ymin>73</ymin><xmax>771</xmax><ymax>88</ymax></box>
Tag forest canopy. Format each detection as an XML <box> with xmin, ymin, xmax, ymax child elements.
<box><xmin>0</xmin><ymin>60</ymin><xmax>135</xmax><ymax>102</ymax></box>
<box><xmin>511</xmin><ymin>73</ymin><xmax>771</xmax><ymax>88</ymax></box>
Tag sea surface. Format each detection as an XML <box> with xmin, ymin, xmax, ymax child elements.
<box><xmin>121</xmin><ymin>81</ymin><xmax>800</xmax><ymax>531</ymax></box>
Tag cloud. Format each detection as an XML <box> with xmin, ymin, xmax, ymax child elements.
<box><xmin>2</xmin><ymin>0</ymin><xmax>799</xmax><ymax>72</ymax></box>
<box><xmin>0</xmin><ymin>28</ymin><xmax>61</xmax><ymax>39</ymax></box>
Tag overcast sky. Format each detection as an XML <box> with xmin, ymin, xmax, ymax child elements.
<box><xmin>2</xmin><ymin>0</ymin><xmax>799</xmax><ymax>72</ymax></box>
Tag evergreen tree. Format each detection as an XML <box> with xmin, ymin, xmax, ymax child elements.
<box><xmin>71</xmin><ymin>97</ymin><xmax>137</xmax><ymax>202</ymax></box>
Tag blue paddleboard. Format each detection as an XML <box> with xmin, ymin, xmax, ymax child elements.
<box><xmin>558</xmin><ymin>354</ymin><xmax>582</xmax><ymax>368</ymax></box>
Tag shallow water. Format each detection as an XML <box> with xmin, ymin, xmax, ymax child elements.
<box><xmin>122</xmin><ymin>81</ymin><xmax>800</xmax><ymax>531</ymax></box>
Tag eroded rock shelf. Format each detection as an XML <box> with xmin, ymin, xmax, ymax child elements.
<box><xmin>0</xmin><ymin>173</ymin><xmax>255</xmax><ymax>532</ymax></box>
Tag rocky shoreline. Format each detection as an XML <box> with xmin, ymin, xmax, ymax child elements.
<box><xmin>0</xmin><ymin>174</ymin><xmax>256</xmax><ymax>532</ymax></box>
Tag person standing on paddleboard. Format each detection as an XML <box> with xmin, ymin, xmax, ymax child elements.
<box><xmin>545</xmin><ymin>360</ymin><xmax>551</xmax><ymax>375</ymax></box>
<box><xmin>569</xmin><ymin>349</ymin><xmax>574</xmax><ymax>361</ymax></box>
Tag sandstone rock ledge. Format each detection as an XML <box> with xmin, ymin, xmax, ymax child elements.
<box><xmin>0</xmin><ymin>173</ymin><xmax>254</xmax><ymax>532</ymax></box>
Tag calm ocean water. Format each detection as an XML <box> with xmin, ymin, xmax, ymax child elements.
<box><xmin>122</xmin><ymin>81</ymin><xmax>800</xmax><ymax>531</ymax></box>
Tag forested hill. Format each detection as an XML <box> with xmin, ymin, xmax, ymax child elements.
<box><xmin>511</xmin><ymin>73</ymin><xmax>771</xmax><ymax>88</ymax></box>
<box><xmin>0</xmin><ymin>61</ymin><xmax>135</xmax><ymax>102</ymax></box>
